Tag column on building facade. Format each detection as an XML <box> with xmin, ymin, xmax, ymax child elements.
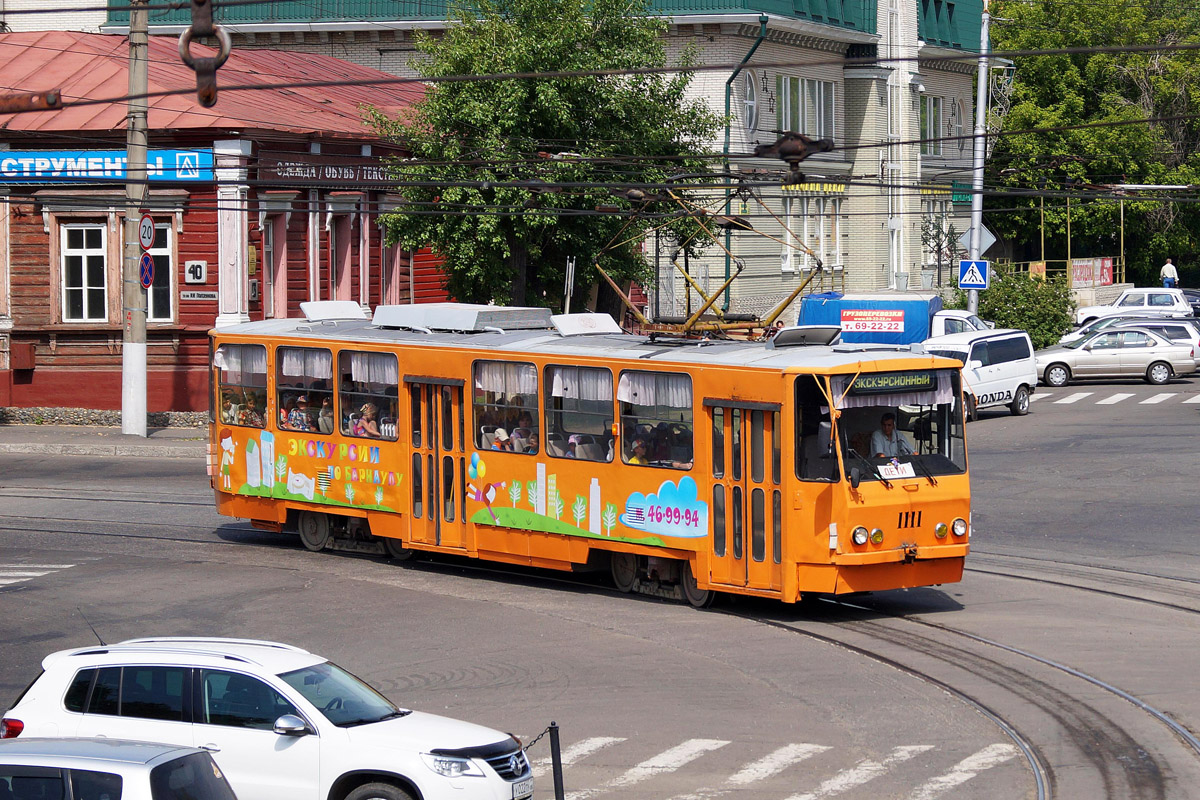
<box><xmin>215</xmin><ymin>139</ymin><xmax>252</xmax><ymax>327</ymax></box>
<box><xmin>324</xmin><ymin>192</ymin><xmax>361</xmax><ymax>303</ymax></box>
<box><xmin>257</xmin><ymin>191</ymin><xmax>297</xmax><ymax>318</ymax></box>
<box><xmin>843</xmin><ymin>47</ymin><xmax>894</xmax><ymax>291</ymax></box>
<box><xmin>307</xmin><ymin>188</ymin><xmax>320</xmax><ymax>303</ymax></box>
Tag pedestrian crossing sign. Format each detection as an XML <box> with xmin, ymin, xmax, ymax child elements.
<box><xmin>959</xmin><ymin>260</ymin><xmax>989</xmax><ymax>290</ymax></box>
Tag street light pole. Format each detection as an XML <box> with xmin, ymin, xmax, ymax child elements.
<box><xmin>122</xmin><ymin>0</ymin><xmax>148</xmax><ymax>436</ymax></box>
<box><xmin>966</xmin><ymin>0</ymin><xmax>991</xmax><ymax>314</ymax></box>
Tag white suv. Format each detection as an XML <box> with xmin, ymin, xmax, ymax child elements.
<box><xmin>1075</xmin><ymin>288</ymin><xmax>1192</xmax><ymax>326</ymax></box>
<box><xmin>0</xmin><ymin>738</ymin><xmax>238</xmax><ymax>800</ymax></box>
<box><xmin>1</xmin><ymin>639</ymin><xmax>533</xmax><ymax>800</ymax></box>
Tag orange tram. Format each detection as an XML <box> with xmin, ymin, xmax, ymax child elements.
<box><xmin>208</xmin><ymin>302</ymin><xmax>971</xmax><ymax>607</ymax></box>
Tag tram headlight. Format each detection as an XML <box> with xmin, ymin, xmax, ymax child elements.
<box><xmin>952</xmin><ymin>518</ymin><xmax>968</xmax><ymax>537</ymax></box>
<box><xmin>852</xmin><ymin>526</ymin><xmax>869</xmax><ymax>545</ymax></box>
<box><xmin>934</xmin><ymin>522</ymin><xmax>949</xmax><ymax>539</ymax></box>
<box><xmin>870</xmin><ymin>528</ymin><xmax>884</xmax><ymax>544</ymax></box>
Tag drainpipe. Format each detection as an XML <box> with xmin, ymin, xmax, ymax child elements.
<box><xmin>722</xmin><ymin>15</ymin><xmax>769</xmax><ymax>311</ymax></box>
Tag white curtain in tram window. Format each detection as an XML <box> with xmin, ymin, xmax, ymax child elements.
<box><xmin>214</xmin><ymin>344</ymin><xmax>266</xmax><ymax>384</ymax></box>
<box><xmin>617</xmin><ymin>371</ymin><xmax>691</xmax><ymax>408</ymax></box>
<box><xmin>280</xmin><ymin>347</ymin><xmax>332</xmax><ymax>380</ymax></box>
<box><xmin>830</xmin><ymin>372</ymin><xmax>954</xmax><ymax>409</ymax></box>
<box><xmin>549</xmin><ymin>366</ymin><xmax>612</xmax><ymax>401</ymax></box>
<box><xmin>474</xmin><ymin>362</ymin><xmax>536</xmax><ymax>395</ymax></box>
<box><xmin>349</xmin><ymin>351</ymin><xmax>399</xmax><ymax>386</ymax></box>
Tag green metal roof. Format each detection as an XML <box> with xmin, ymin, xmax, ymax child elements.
<box><xmin>917</xmin><ymin>0</ymin><xmax>982</xmax><ymax>51</ymax></box>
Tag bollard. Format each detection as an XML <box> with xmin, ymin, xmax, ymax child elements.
<box><xmin>549</xmin><ymin>721</ymin><xmax>565</xmax><ymax>800</ymax></box>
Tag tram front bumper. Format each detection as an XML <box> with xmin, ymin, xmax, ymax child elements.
<box><xmin>832</xmin><ymin>541</ymin><xmax>969</xmax><ymax>565</ymax></box>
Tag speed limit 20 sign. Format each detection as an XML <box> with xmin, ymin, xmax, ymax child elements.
<box><xmin>139</xmin><ymin>213</ymin><xmax>155</xmax><ymax>251</ymax></box>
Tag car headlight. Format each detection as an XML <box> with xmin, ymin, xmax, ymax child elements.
<box><xmin>952</xmin><ymin>518</ymin><xmax>968</xmax><ymax>537</ymax></box>
<box><xmin>421</xmin><ymin>753</ymin><xmax>485</xmax><ymax>779</ymax></box>
<box><xmin>852</xmin><ymin>526</ymin><xmax>869</xmax><ymax>545</ymax></box>
<box><xmin>934</xmin><ymin>522</ymin><xmax>949</xmax><ymax>539</ymax></box>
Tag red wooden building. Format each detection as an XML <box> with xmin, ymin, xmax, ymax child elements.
<box><xmin>0</xmin><ymin>31</ymin><xmax>449</xmax><ymax>412</ymax></box>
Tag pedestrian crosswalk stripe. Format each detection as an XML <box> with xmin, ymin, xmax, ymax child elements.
<box><xmin>1140</xmin><ymin>393</ymin><xmax>1176</xmax><ymax>404</ymax></box>
<box><xmin>565</xmin><ymin>739</ymin><xmax>729</xmax><ymax>800</ymax></box>
<box><xmin>907</xmin><ymin>743</ymin><xmax>1019</xmax><ymax>800</ymax></box>
<box><xmin>666</xmin><ymin>744</ymin><xmax>832</xmax><ymax>800</ymax></box>
<box><xmin>1184</xmin><ymin>394</ymin><xmax>1200</xmax><ymax>403</ymax></box>
<box><xmin>786</xmin><ymin>745</ymin><xmax>935</xmax><ymax>800</ymax></box>
<box><xmin>0</xmin><ymin>563</ymin><xmax>75</xmax><ymax>589</ymax></box>
<box><xmin>1053</xmin><ymin>392</ymin><xmax>1093</xmax><ymax>404</ymax></box>
<box><xmin>532</xmin><ymin>737</ymin><xmax>625</xmax><ymax>776</ymax></box>
<box><xmin>1097</xmin><ymin>393</ymin><xmax>1134</xmax><ymax>404</ymax></box>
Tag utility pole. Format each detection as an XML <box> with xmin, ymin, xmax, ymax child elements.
<box><xmin>967</xmin><ymin>0</ymin><xmax>990</xmax><ymax>314</ymax></box>
<box><xmin>122</xmin><ymin>0</ymin><xmax>148</xmax><ymax>436</ymax></box>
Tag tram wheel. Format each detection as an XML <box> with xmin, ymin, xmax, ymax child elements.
<box><xmin>382</xmin><ymin>537</ymin><xmax>415</xmax><ymax>561</ymax></box>
<box><xmin>610</xmin><ymin>552</ymin><xmax>637</xmax><ymax>593</ymax></box>
<box><xmin>297</xmin><ymin>511</ymin><xmax>330</xmax><ymax>552</ymax></box>
<box><xmin>681</xmin><ymin>561</ymin><xmax>714</xmax><ymax>609</ymax></box>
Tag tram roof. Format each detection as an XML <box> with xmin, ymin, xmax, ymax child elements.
<box><xmin>213</xmin><ymin>311</ymin><xmax>952</xmax><ymax>373</ymax></box>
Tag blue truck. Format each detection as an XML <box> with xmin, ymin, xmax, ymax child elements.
<box><xmin>796</xmin><ymin>292</ymin><xmax>990</xmax><ymax>344</ymax></box>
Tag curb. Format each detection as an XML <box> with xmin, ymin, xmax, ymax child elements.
<box><xmin>0</xmin><ymin>443</ymin><xmax>203</xmax><ymax>459</ymax></box>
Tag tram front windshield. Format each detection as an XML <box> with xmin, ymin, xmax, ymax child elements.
<box><xmin>795</xmin><ymin>369</ymin><xmax>966</xmax><ymax>482</ymax></box>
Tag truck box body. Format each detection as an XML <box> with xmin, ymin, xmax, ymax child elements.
<box><xmin>798</xmin><ymin>292</ymin><xmax>945</xmax><ymax>345</ymax></box>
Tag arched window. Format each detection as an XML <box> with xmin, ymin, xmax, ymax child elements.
<box><xmin>743</xmin><ymin>70</ymin><xmax>759</xmax><ymax>133</ymax></box>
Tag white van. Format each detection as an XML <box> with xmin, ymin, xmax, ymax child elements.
<box><xmin>923</xmin><ymin>329</ymin><xmax>1037</xmax><ymax>418</ymax></box>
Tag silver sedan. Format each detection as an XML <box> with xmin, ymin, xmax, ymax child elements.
<box><xmin>1035</xmin><ymin>326</ymin><xmax>1197</xmax><ymax>387</ymax></box>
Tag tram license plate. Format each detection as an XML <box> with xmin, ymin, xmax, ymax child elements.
<box><xmin>512</xmin><ymin>777</ymin><xmax>534</xmax><ymax>799</ymax></box>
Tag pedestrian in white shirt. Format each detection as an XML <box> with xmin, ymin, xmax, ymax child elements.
<box><xmin>1160</xmin><ymin>258</ymin><xmax>1179</xmax><ymax>288</ymax></box>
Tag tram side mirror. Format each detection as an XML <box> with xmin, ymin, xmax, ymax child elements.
<box><xmin>849</xmin><ymin>467</ymin><xmax>861</xmax><ymax>490</ymax></box>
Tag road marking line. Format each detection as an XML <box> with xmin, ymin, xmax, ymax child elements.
<box><xmin>532</xmin><ymin>737</ymin><xmax>625</xmax><ymax>776</ymax></box>
<box><xmin>1029</xmin><ymin>394</ymin><xmax>1046</xmax><ymax>401</ymax></box>
<box><xmin>1053</xmin><ymin>392</ymin><xmax>1093</xmax><ymax>404</ymax></box>
<box><xmin>0</xmin><ymin>564</ymin><xmax>75</xmax><ymax>569</ymax></box>
<box><xmin>785</xmin><ymin>745</ymin><xmax>934</xmax><ymax>800</ymax></box>
<box><xmin>565</xmin><ymin>738</ymin><xmax>729</xmax><ymax>800</ymax></box>
<box><xmin>1140</xmin><ymin>393</ymin><xmax>1176</xmax><ymax>404</ymax></box>
<box><xmin>666</xmin><ymin>743</ymin><xmax>832</xmax><ymax>800</ymax></box>
<box><xmin>0</xmin><ymin>578</ymin><xmax>31</xmax><ymax>586</ymax></box>
<box><xmin>1097</xmin><ymin>393</ymin><xmax>1134</xmax><ymax>405</ymax></box>
<box><xmin>0</xmin><ymin>571</ymin><xmax>53</xmax><ymax>578</ymax></box>
<box><xmin>907</xmin><ymin>743</ymin><xmax>1019</xmax><ymax>800</ymax></box>
<box><xmin>1184</xmin><ymin>395</ymin><xmax>1200</xmax><ymax>404</ymax></box>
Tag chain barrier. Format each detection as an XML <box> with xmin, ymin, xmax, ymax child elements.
<box><xmin>178</xmin><ymin>0</ymin><xmax>232</xmax><ymax>108</ymax></box>
<box><xmin>521</xmin><ymin>723</ymin><xmax>552</xmax><ymax>753</ymax></box>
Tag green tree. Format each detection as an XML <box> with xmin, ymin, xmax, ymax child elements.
<box><xmin>372</xmin><ymin>0</ymin><xmax>723</xmax><ymax>306</ymax></box>
<box><xmin>989</xmin><ymin>0</ymin><xmax>1200</xmax><ymax>283</ymax></box>
<box><xmin>949</xmin><ymin>266</ymin><xmax>1074</xmax><ymax>349</ymax></box>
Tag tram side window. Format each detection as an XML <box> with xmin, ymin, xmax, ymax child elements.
<box><xmin>617</xmin><ymin>371</ymin><xmax>693</xmax><ymax>469</ymax></box>
<box><xmin>544</xmin><ymin>365</ymin><xmax>613</xmax><ymax>462</ymax></box>
<box><xmin>795</xmin><ymin>375</ymin><xmax>837</xmax><ymax>481</ymax></box>
<box><xmin>472</xmin><ymin>361</ymin><xmax>537</xmax><ymax>453</ymax></box>
<box><xmin>214</xmin><ymin>344</ymin><xmax>267</xmax><ymax>429</ymax></box>
<box><xmin>276</xmin><ymin>347</ymin><xmax>333</xmax><ymax>434</ymax></box>
<box><xmin>338</xmin><ymin>351</ymin><xmax>399</xmax><ymax>441</ymax></box>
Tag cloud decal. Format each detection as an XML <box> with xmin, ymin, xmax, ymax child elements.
<box><xmin>619</xmin><ymin>475</ymin><xmax>708</xmax><ymax>538</ymax></box>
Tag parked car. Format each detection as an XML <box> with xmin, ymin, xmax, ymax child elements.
<box><xmin>1074</xmin><ymin>287</ymin><xmax>1192</xmax><ymax>326</ymax></box>
<box><xmin>0</xmin><ymin>738</ymin><xmax>238</xmax><ymax>800</ymax></box>
<box><xmin>1180</xmin><ymin>287</ymin><xmax>1200</xmax><ymax>317</ymax></box>
<box><xmin>1035</xmin><ymin>326</ymin><xmax>1197</xmax><ymax>386</ymax></box>
<box><xmin>1</xmin><ymin>638</ymin><xmax>533</xmax><ymax>800</ymax></box>
<box><xmin>1061</xmin><ymin>314</ymin><xmax>1200</xmax><ymax>348</ymax></box>
<box><xmin>1106</xmin><ymin>318</ymin><xmax>1200</xmax><ymax>366</ymax></box>
<box><xmin>924</xmin><ymin>329</ymin><xmax>1037</xmax><ymax>418</ymax></box>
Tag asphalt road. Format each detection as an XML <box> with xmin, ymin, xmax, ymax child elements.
<box><xmin>2</xmin><ymin>378</ymin><xmax>1199</xmax><ymax>800</ymax></box>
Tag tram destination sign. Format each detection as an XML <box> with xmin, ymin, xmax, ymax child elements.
<box><xmin>849</xmin><ymin>371</ymin><xmax>938</xmax><ymax>395</ymax></box>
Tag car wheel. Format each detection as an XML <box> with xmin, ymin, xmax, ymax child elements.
<box><xmin>611</xmin><ymin>552</ymin><xmax>637</xmax><ymax>593</ymax></box>
<box><xmin>1044</xmin><ymin>364</ymin><xmax>1070</xmax><ymax>387</ymax></box>
<box><xmin>345</xmin><ymin>782</ymin><xmax>415</xmax><ymax>800</ymax></box>
<box><xmin>382</xmin><ymin>537</ymin><xmax>415</xmax><ymax>561</ymax></box>
<box><xmin>1146</xmin><ymin>361</ymin><xmax>1172</xmax><ymax>385</ymax></box>
<box><xmin>297</xmin><ymin>510</ymin><xmax>330</xmax><ymax>552</ymax></box>
<box><xmin>681</xmin><ymin>560</ymin><xmax>714</xmax><ymax>609</ymax></box>
<box><xmin>1010</xmin><ymin>385</ymin><xmax>1031</xmax><ymax>416</ymax></box>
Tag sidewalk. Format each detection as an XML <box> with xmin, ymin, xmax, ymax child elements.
<box><xmin>0</xmin><ymin>424</ymin><xmax>206</xmax><ymax>459</ymax></box>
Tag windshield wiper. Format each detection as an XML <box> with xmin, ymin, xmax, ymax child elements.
<box><xmin>341</xmin><ymin>709</ymin><xmax>411</xmax><ymax>727</ymax></box>
<box><xmin>846</xmin><ymin>448</ymin><xmax>891</xmax><ymax>488</ymax></box>
<box><xmin>908</xmin><ymin>454</ymin><xmax>938</xmax><ymax>486</ymax></box>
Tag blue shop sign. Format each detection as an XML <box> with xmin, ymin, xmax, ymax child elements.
<box><xmin>0</xmin><ymin>149</ymin><xmax>214</xmax><ymax>183</ymax></box>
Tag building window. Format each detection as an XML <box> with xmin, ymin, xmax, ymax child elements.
<box><xmin>921</xmin><ymin>95</ymin><xmax>943</xmax><ymax>155</ymax></box>
<box><xmin>743</xmin><ymin>70</ymin><xmax>759</xmax><ymax>133</ymax></box>
<box><xmin>782</xmin><ymin>197</ymin><xmax>841</xmax><ymax>272</ymax></box>
<box><xmin>922</xmin><ymin>198</ymin><xmax>952</xmax><ymax>266</ymax></box>
<box><xmin>148</xmin><ymin>223</ymin><xmax>173</xmax><ymax>322</ymax></box>
<box><xmin>61</xmin><ymin>223</ymin><xmax>107</xmax><ymax>322</ymax></box>
<box><xmin>776</xmin><ymin>75</ymin><xmax>835</xmax><ymax>140</ymax></box>
<box><xmin>957</xmin><ymin>99</ymin><xmax>968</xmax><ymax>153</ymax></box>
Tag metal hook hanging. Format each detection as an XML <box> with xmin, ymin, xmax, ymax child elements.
<box><xmin>178</xmin><ymin>0</ymin><xmax>232</xmax><ymax>108</ymax></box>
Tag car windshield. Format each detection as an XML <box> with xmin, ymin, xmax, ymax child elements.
<box><xmin>926</xmin><ymin>349</ymin><xmax>967</xmax><ymax>363</ymax></box>
<box><xmin>1062</xmin><ymin>337</ymin><xmax>1089</xmax><ymax>350</ymax></box>
<box><xmin>279</xmin><ymin>661</ymin><xmax>406</xmax><ymax>727</ymax></box>
<box><xmin>966</xmin><ymin>315</ymin><xmax>988</xmax><ymax>330</ymax></box>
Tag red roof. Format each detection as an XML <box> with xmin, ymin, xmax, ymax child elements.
<box><xmin>0</xmin><ymin>31</ymin><xmax>422</xmax><ymax>139</ymax></box>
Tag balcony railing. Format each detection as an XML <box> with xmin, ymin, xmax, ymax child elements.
<box><xmin>108</xmin><ymin>0</ymin><xmax>874</xmax><ymax>33</ymax></box>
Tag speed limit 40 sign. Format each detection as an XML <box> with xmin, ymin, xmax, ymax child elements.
<box><xmin>139</xmin><ymin>213</ymin><xmax>155</xmax><ymax>251</ymax></box>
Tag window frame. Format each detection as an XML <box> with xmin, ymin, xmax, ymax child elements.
<box><xmin>214</xmin><ymin>343</ymin><xmax>268</xmax><ymax>429</ymax></box>
<box><xmin>337</xmin><ymin>349</ymin><xmax>400</xmax><ymax>442</ymax></box>
<box><xmin>617</xmin><ymin>370</ymin><xmax>694</xmax><ymax>470</ymax></box>
<box><xmin>921</xmin><ymin>95</ymin><xmax>943</xmax><ymax>156</ymax></box>
<box><xmin>60</xmin><ymin>222</ymin><xmax>109</xmax><ymax>323</ymax></box>
<box><xmin>147</xmin><ymin>221</ymin><xmax>175</xmax><ymax>323</ymax></box>
<box><xmin>776</xmin><ymin>75</ymin><xmax>836</xmax><ymax>140</ymax></box>
<box><xmin>544</xmin><ymin>364</ymin><xmax>614</xmax><ymax>462</ymax></box>
<box><xmin>472</xmin><ymin>360</ymin><xmax>539</xmax><ymax>452</ymax></box>
<box><xmin>276</xmin><ymin>346</ymin><xmax>335</xmax><ymax>435</ymax></box>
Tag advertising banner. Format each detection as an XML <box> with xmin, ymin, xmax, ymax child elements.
<box><xmin>0</xmin><ymin>149</ymin><xmax>213</xmax><ymax>183</ymax></box>
<box><xmin>840</xmin><ymin>309</ymin><xmax>905</xmax><ymax>333</ymax></box>
<box><xmin>1071</xmin><ymin>258</ymin><xmax>1096</xmax><ymax>287</ymax></box>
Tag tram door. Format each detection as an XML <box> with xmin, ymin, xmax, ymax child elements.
<box><xmin>707</xmin><ymin>401</ymin><xmax>783</xmax><ymax>592</ymax></box>
<box><xmin>406</xmin><ymin>378</ymin><xmax>467</xmax><ymax>550</ymax></box>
